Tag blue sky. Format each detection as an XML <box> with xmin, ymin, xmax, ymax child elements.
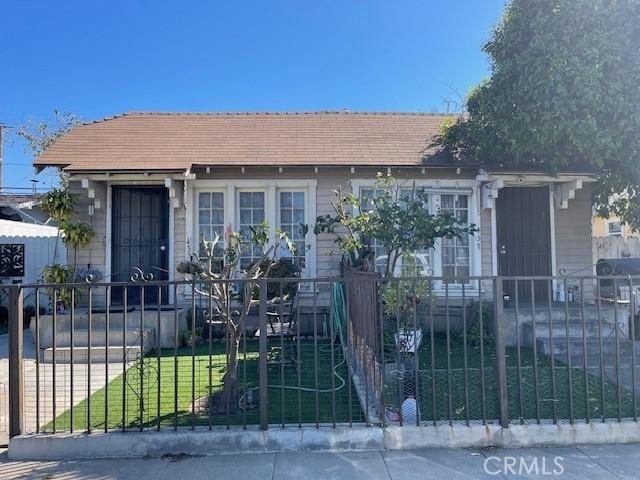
<box><xmin>0</xmin><ymin>0</ymin><xmax>505</xmax><ymax>191</ymax></box>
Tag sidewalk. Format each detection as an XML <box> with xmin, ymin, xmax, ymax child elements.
<box><xmin>1</xmin><ymin>443</ymin><xmax>637</xmax><ymax>479</ymax></box>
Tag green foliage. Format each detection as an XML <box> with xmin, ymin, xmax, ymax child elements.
<box><xmin>436</xmin><ymin>0</ymin><xmax>640</xmax><ymax>229</ymax></box>
<box><xmin>42</xmin><ymin>264</ymin><xmax>74</xmax><ymax>309</ymax></box>
<box><xmin>40</xmin><ymin>187</ymin><xmax>76</xmax><ymax>223</ymax></box>
<box><xmin>451</xmin><ymin>301</ymin><xmax>495</xmax><ymax>349</ymax></box>
<box><xmin>62</xmin><ymin>222</ymin><xmax>95</xmax><ymax>249</ymax></box>
<box><xmin>315</xmin><ymin>175</ymin><xmax>477</xmax><ymax>276</ymax></box>
<box><xmin>40</xmin><ymin>185</ymin><xmax>96</xmax><ymax>281</ymax></box>
<box><xmin>381</xmin><ymin>255</ymin><xmax>433</xmax><ymax>325</ymax></box>
<box><xmin>252</xmin><ymin>257</ymin><xmax>300</xmax><ymax>299</ymax></box>
<box><xmin>180</xmin><ymin>327</ymin><xmax>203</xmax><ymax>346</ymax></box>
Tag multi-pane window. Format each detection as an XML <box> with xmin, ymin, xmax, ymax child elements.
<box><xmin>198</xmin><ymin>192</ymin><xmax>225</xmax><ymax>268</ymax></box>
<box><xmin>440</xmin><ymin>194</ymin><xmax>470</xmax><ymax>283</ymax></box>
<box><xmin>360</xmin><ymin>188</ymin><xmax>387</xmax><ymax>272</ymax></box>
<box><xmin>400</xmin><ymin>188</ymin><xmax>432</xmax><ymax>276</ymax></box>
<box><xmin>279</xmin><ymin>191</ymin><xmax>306</xmax><ymax>266</ymax></box>
<box><xmin>238</xmin><ymin>191</ymin><xmax>266</xmax><ymax>268</ymax></box>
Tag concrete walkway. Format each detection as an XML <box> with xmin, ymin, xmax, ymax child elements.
<box><xmin>0</xmin><ymin>331</ymin><xmax>128</xmax><ymax>442</ymax></box>
<box><xmin>1</xmin><ymin>444</ymin><xmax>639</xmax><ymax>479</ymax></box>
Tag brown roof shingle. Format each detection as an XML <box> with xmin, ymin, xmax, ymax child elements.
<box><xmin>33</xmin><ymin>111</ymin><xmax>459</xmax><ymax>172</ymax></box>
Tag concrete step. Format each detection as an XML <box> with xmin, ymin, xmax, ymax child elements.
<box><xmin>505</xmin><ymin>304</ymin><xmax>629</xmax><ymax>323</ymax></box>
<box><xmin>535</xmin><ymin>337</ymin><xmax>640</xmax><ymax>367</ymax></box>
<box><xmin>45</xmin><ymin>328</ymin><xmax>155</xmax><ymax>349</ymax></box>
<box><xmin>42</xmin><ymin>344</ymin><xmax>149</xmax><ymax>363</ymax></box>
<box><xmin>521</xmin><ymin>321</ymin><xmax>617</xmax><ymax>345</ymax></box>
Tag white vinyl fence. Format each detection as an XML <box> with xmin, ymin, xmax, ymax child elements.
<box><xmin>0</xmin><ymin>220</ymin><xmax>66</xmax><ymax>304</ymax></box>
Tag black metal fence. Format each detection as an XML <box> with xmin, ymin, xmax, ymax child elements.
<box><xmin>3</xmin><ymin>274</ymin><xmax>640</xmax><ymax>438</ymax></box>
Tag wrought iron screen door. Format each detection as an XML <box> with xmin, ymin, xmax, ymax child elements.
<box><xmin>111</xmin><ymin>186</ymin><xmax>169</xmax><ymax>305</ymax></box>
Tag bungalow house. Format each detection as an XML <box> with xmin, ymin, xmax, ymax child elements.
<box><xmin>32</xmin><ymin>111</ymin><xmax>596</xmax><ymax>305</ymax></box>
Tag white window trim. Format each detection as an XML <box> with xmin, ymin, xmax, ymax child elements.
<box><xmin>277</xmin><ymin>188</ymin><xmax>310</xmax><ymax>263</ymax></box>
<box><xmin>188</xmin><ymin>179</ymin><xmax>317</xmax><ymax>278</ymax></box>
<box><xmin>350</xmin><ymin>178</ymin><xmax>482</xmax><ymax>294</ymax></box>
<box><xmin>606</xmin><ymin>219</ymin><xmax>624</xmax><ymax>237</ymax></box>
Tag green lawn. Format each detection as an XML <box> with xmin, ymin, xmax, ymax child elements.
<box><xmin>47</xmin><ymin>332</ymin><xmax>638</xmax><ymax>432</ymax></box>
<box><xmin>46</xmin><ymin>339</ymin><xmax>365</xmax><ymax>433</ymax></box>
<box><xmin>384</xmin><ymin>333</ymin><xmax>637</xmax><ymax>424</ymax></box>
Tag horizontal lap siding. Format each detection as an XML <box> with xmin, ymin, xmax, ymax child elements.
<box><xmin>69</xmin><ymin>181</ymin><xmax>108</xmax><ymax>305</ymax></box>
<box><xmin>554</xmin><ymin>184</ymin><xmax>593</xmax><ymax>276</ymax></box>
<box><xmin>480</xmin><ymin>209</ymin><xmax>493</xmax><ymax>276</ymax></box>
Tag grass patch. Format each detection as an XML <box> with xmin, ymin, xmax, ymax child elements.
<box><xmin>46</xmin><ymin>339</ymin><xmax>364</xmax><ymax>432</ymax></box>
<box><xmin>384</xmin><ymin>333</ymin><xmax>637</xmax><ymax>423</ymax></box>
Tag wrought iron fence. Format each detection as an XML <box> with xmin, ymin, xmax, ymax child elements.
<box><xmin>3</xmin><ymin>273</ymin><xmax>640</xmax><ymax>438</ymax></box>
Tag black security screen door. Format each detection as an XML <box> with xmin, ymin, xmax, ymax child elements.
<box><xmin>496</xmin><ymin>186</ymin><xmax>552</xmax><ymax>301</ymax></box>
<box><xmin>111</xmin><ymin>186</ymin><xmax>169</xmax><ymax>305</ymax></box>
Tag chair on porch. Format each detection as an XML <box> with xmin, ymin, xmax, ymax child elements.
<box><xmin>264</xmin><ymin>285</ymin><xmax>300</xmax><ymax>367</ymax></box>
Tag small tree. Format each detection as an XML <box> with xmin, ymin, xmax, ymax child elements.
<box><xmin>18</xmin><ymin>110</ymin><xmax>95</xmax><ymax>308</ymax></box>
<box><xmin>314</xmin><ymin>174</ymin><xmax>477</xmax><ymax>277</ymax></box>
<box><xmin>436</xmin><ymin>0</ymin><xmax>640</xmax><ymax>229</ymax></box>
<box><xmin>177</xmin><ymin>222</ymin><xmax>297</xmax><ymax>411</ymax></box>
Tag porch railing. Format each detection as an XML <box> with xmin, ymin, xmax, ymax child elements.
<box><xmin>3</xmin><ymin>274</ymin><xmax>640</xmax><ymax>438</ymax></box>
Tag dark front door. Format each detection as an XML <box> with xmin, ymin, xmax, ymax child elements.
<box><xmin>496</xmin><ymin>187</ymin><xmax>552</xmax><ymax>301</ymax></box>
<box><xmin>111</xmin><ymin>186</ymin><xmax>169</xmax><ymax>305</ymax></box>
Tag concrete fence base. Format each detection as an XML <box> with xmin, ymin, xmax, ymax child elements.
<box><xmin>9</xmin><ymin>422</ymin><xmax>640</xmax><ymax>460</ymax></box>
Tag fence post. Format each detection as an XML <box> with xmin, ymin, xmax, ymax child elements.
<box><xmin>258</xmin><ymin>279</ymin><xmax>268</xmax><ymax>431</ymax></box>
<box><xmin>9</xmin><ymin>286</ymin><xmax>24</xmax><ymax>438</ymax></box>
<box><xmin>494</xmin><ymin>277</ymin><xmax>509</xmax><ymax>428</ymax></box>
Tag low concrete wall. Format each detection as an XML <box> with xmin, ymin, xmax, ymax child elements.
<box><xmin>9</xmin><ymin>421</ymin><xmax>640</xmax><ymax>460</ymax></box>
<box><xmin>31</xmin><ymin>308</ymin><xmax>189</xmax><ymax>349</ymax></box>
<box><xmin>384</xmin><ymin>422</ymin><xmax>640</xmax><ymax>449</ymax></box>
<box><xmin>8</xmin><ymin>427</ymin><xmax>384</xmax><ymax>460</ymax></box>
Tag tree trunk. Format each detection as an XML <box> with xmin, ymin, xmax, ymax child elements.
<box><xmin>219</xmin><ymin>335</ymin><xmax>240</xmax><ymax>413</ymax></box>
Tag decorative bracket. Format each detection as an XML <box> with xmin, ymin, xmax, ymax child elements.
<box><xmin>481</xmin><ymin>179</ymin><xmax>504</xmax><ymax>209</ymax></box>
<box><xmin>81</xmin><ymin>178</ymin><xmax>102</xmax><ymax>210</ymax></box>
<box><xmin>554</xmin><ymin>179</ymin><xmax>583</xmax><ymax>209</ymax></box>
<box><xmin>165</xmin><ymin>177</ymin><xmax>183</xmax><ymax>209</ymax></box>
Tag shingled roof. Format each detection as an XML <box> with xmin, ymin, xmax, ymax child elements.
<box><xmin>33</xmin><ymin>111</ymin><xmax>459</xmax><ymax>172</ymax></box>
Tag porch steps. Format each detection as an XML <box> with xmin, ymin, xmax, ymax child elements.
<box><xmin>518</xmin><ymin>302</ymin><xmax>636</xmax><ymax>367</ymax></box>
<box><xmin>42</xmin><ymin>345</ymin><xmax>147</xmax><ymax>363</ymax></box>
<box><xmin>532</xmin><ymin>337</ymin><xmax>640</xmax><ymax>367</ymax></box>
<box><xmin>41</xmin><ymin>327</ymin><xmax>155</xmax><ymax>363</ymax></box>
<box><xmin>43</xmin><ymin>328</ymin><xmax>155</xmax><ymax>348</ymax></box>
<box><xmin>521</xmin><ymin>319</ymin><xmax>617</xmax><ymax>345</ymax></box>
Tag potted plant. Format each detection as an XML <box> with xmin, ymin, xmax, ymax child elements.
<box><xmin>382</xmin><ymin>254</ymin><xmax>431</xmax><ymax>353</ymax></box>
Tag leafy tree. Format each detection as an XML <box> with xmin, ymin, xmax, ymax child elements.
<box><xmin>315</xmin><ymin>175</ymin><xmax>477</xmax><ymax>277</ymax></box>
<box><xmin>436</xmin><ymin>0</ymin><xmax>640</xmax><ymax>228</ymax></box>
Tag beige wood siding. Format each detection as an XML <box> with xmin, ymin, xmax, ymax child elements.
<box><xmin>554</xmin><ymin>184</ymin><xmax>594</xmax><ymax>277</ymax></box>
<box><xmin>68</xmin><ymin>181</ymin><xmax>107</xmax><ymax>275</ymax></box>
<box><xmin>480</xmin><ymin>208</ymin><xmax>493</xmax><ymax>276</ymax></box>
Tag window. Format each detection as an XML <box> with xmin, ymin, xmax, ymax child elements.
<box><xmin>198</xmin><ymin>192</ymin><xmax>224</xmax><ymax>269</ymax></box>
<box><xmin>607</xmin><ymin>220</ymin><xmax>623</xmax><ymax>236</ymax></box>
<box><xmin>360</xmin><ymin>188</ymin><xmax>387</xmax><ymax>272</ymax></box>
<box><xmin>360</xmin><ymin>187</ymin><xmax>434</xmax><ymax>276</ymax></box>
<box><xmin>238</xmin><ymin>191</ymin><xmax>266</xmax><ymax>268</ymax></box>
<box><xmin>400</xmin><ymin>188</ymin><xmax>432</xmax><ymax>277</ymax></box>
<box><xmin>279</xmin><ymin>191</ymin><xmax>306</xmax><ymax>266</ymax></box>
<box><xmin>440</xmin><ymin>194</ymin><xmax>470</xmax><ymax>283</ymax></box>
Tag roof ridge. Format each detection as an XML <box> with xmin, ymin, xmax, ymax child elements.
<box><xmin>82</xmin><ymin>111</ymin><xmax>460</xmax><ymax>125</ymax></box>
